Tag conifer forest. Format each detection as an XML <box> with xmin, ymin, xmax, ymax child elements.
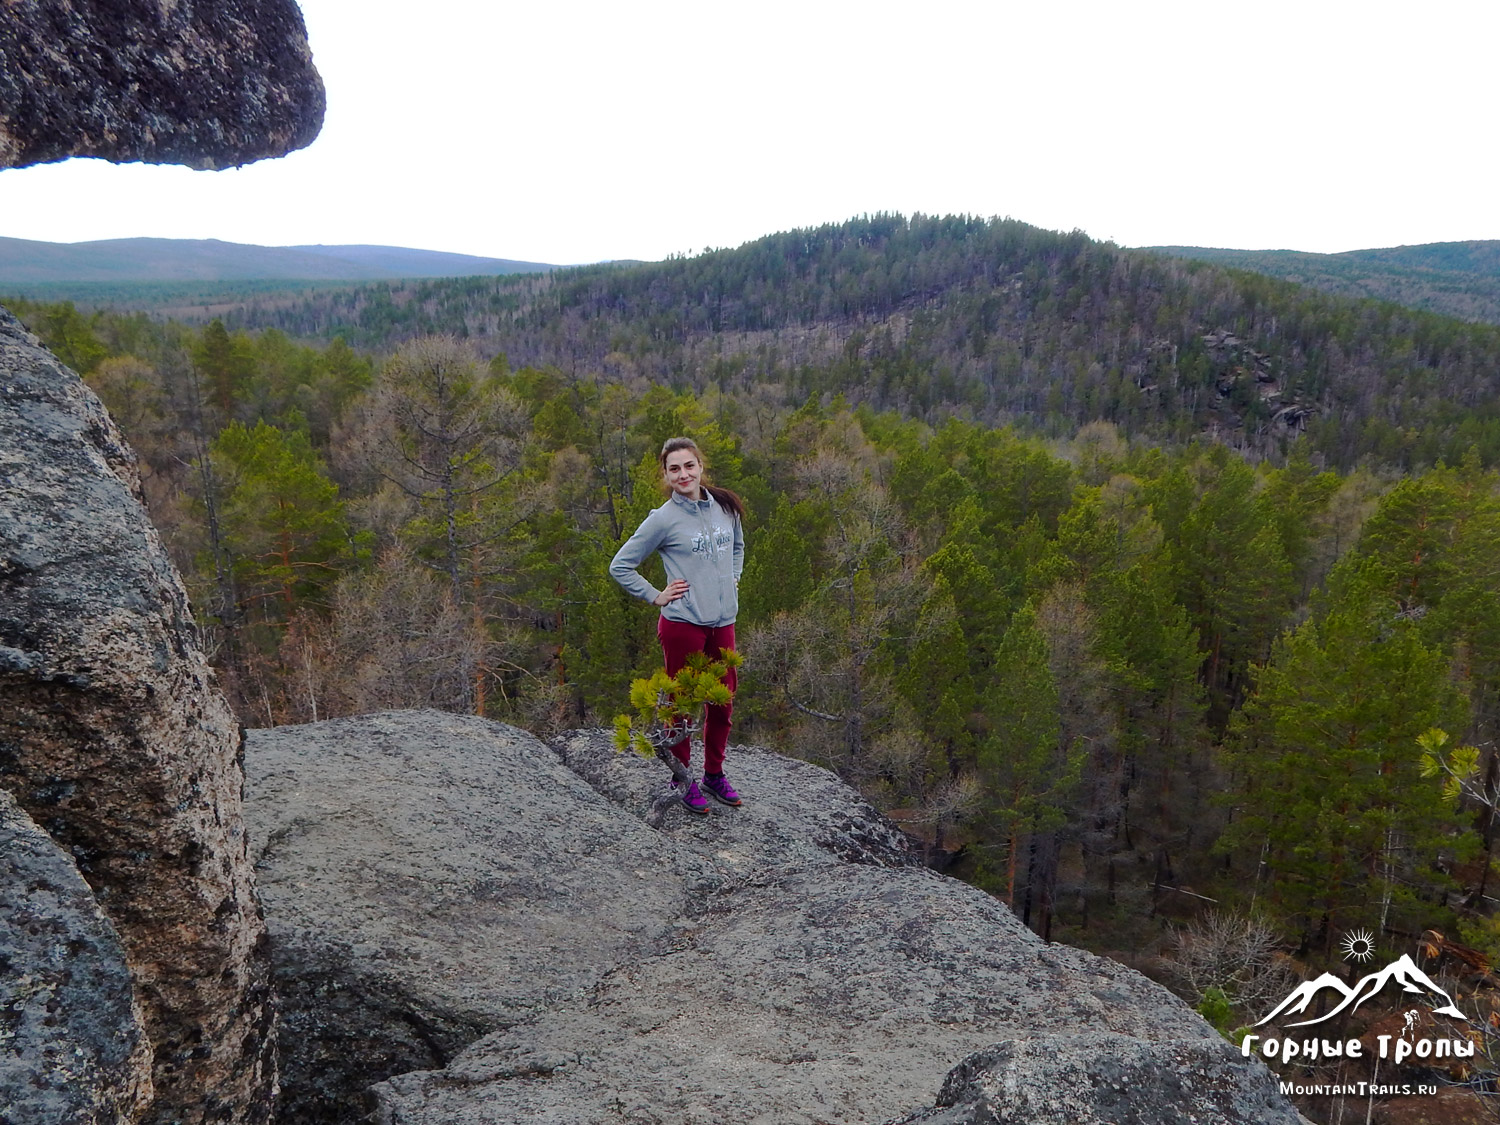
<box><xmin>13</xmin><ymin>214</ymin><xmax>1500</xmax><ymax>1047</ymax></box>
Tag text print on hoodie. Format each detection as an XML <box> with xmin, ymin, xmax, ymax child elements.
<box><xmin>609</xmin><ymin>490</ymin><xmax>744</xmax><ymax>627</ymax></box>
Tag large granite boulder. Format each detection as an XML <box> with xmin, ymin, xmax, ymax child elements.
<box><xmin>244</xmin><ymin>715</ymin><xmax>1299</xmax><ymax>1125</ymax></box>
<box><xmin>550</xmin><ymin>726</ymin><xmax>920</xmax><ymax>866</ymax></box>
<box><xmin>0</xmin><ymin>788</ymin><xmax>153</xmax><ymax>1124</ymax></box>
<box><xmin>243</xmin><ymin>712</ymin><xmax>719</xmax><ymax>1124</ymax></box>
<box><xmin>0</xmin><ymin>0</ymin><xmax>324</xmax><ymax>169</ymax></box>
<box><xmin>893</xmin><ymin>1034</ymin><xmax>1295</xmax><ymax>1125</ymax></box>
<box><xmin>1</xmin><ymin>4</ymin><xmax>315</xmax><ymax>1120</ymax></box>
<box><xmin>0</xmin><ymin>308</ymin><xmax>276</xmax><ymax>1125</ymax></box>
<box><xmin>373</xmin><ymin>864</ymin><xmax>1266</xmax><ymax>1124</ymax></box>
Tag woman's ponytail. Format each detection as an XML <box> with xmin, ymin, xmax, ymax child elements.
<box><xmin>704</xmin><ymin>484</ymin><xmax>745</xmax><ymax>521</ymax></box>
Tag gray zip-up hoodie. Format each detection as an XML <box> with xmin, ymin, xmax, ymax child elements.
<box><xmin>609</xmin><ymin>490</ymin><xmax>743</xmax><ymax>627</ymax></box>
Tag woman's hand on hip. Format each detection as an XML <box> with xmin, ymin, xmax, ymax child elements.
<box><xmin>654</xmin><ymin>580</ymin><xmax>689</xmax><ymax>607</ymax></box>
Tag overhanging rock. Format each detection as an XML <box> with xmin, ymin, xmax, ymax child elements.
<box><xmin>0</xmin><ymin>0</ymin><xmax>324</xmax><ymax>169</ymax></box>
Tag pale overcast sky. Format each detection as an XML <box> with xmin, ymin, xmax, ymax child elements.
<box><xmin>3</xmin><ymin>0</ymin><xmax>1496</xmax><ymax>263</ymax></box>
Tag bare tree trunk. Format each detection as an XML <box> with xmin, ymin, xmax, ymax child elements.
<box><xmin>1378</xmin><ymin>826</ymin><xmax>1396</xmax><ymax>935</ymax></box>
<box><xmin>845</xmin><ymin>570</ymin><xmax>864</xmax><ymax>760</ymax></box>
<box><xmin>302</xmin><ymin>632</ymin><xmax>318</xmax><ymax>723</ymax></box>
<box><xmin>1022</xmin><ymin>836</ymin><xmax>1038</xmax><ymax>928</ymax></box>
<box><xmin>443</xmin><ymin>457</ymin><xmax>461</xmax><ymax>602</ymax></box>
<box><xmin>185</xmin><ymin>362</ymin><xmax>237</xmax><ymax>643</ymax></box>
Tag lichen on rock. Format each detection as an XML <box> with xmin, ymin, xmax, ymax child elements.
<box><xmin>894</xmin><ymin>1034</ymin><xmax>1298</xmax><ymax>1124</ymax></box>
<box><xmin>244</xmin><ymin>717</ymin><xmax>1301</xmax><ymax>1125</ymax></box>
<box><xmin>0</xmin><ymin>788</ymin><xmax>154</xmax><ymax>1124</ymax></box>
<box><xmin>0</xmin><ymin>0</ymin><xmax>325</xmax><ymax>169</ymax></box>
<box><xmin>0</xmin><ymin>307</ymin><xmax>277</xmax><ymax>1125</ymax></box>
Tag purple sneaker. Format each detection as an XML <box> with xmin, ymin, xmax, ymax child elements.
<box><xmin>701</xmin><ymin>773</ymin><xmax>742</xmax><ymax>807</ymax></box>
<box><xmin>672</xmin><ymin>778</ymin><xmax>710</xmax><ymax>815</ymax></box>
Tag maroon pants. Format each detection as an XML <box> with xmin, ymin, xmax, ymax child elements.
<box><xmin>657</xmin><ymin>617</ymin><xmax>737</xmax><ymax>775</ymax></box>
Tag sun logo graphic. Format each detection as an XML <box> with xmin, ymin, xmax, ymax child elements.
<box><xmin>1340</xmin><ymin>928</ymin><xmax>1376</xmax><ymax>963</ymax></box>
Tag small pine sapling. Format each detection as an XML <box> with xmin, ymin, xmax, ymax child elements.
<box><xmin>614</xmin><ymin>649</ymin><xmax>742</xmax><ymax>787</ymax></box>
<box><xmin>1418</xmin><ymin>728</ymin><xmax>1489</xmax><ymax>806</ymax></box>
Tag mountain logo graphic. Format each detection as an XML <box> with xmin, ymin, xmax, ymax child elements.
<box><xmin>1256</xmin><ymin>954</ymin><xmax>1468</xmax><ymax>1028</ymax></box>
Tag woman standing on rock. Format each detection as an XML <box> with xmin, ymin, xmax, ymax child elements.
<box><xmin>610</xmin><ymin>437</ymin><xmax>745</xmax><ymax>814</ymax></box>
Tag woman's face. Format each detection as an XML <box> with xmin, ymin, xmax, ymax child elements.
<box><xmin>664</xmin><ymin>448</ymin><xmax>704</xmax><ymax>499</ymax></box>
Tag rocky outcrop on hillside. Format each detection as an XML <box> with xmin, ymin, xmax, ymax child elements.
<box><xmin>0</xmin><ymin>788</ymin><xmax>153</xmax><ymax>1123</ymax></box>
<box><xmin>0</xmin><ymin>308</ymin><xmax>276</xmax><ymax>1124</ymax></box>
<box><xmin>244</xmin><ymin>713</ymin><xmax>1299</xmax><ymax>1125</ymax></box>
<box><xmin>1202</xmin><ymin>327</ymin><xmax>1315</xmax><ymax>433</ymax></box>
<box><xmin>0</xmin><ymin>0</ymin><xmax>324</xmax><ymax>169</ymax></box>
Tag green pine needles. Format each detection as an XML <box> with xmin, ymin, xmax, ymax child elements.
<box><xmin>1418</xmin><ymin>728</ymin><xmax>1488</xmax><ymax>807</ymax></box>
<box><xmin>613</xmin><ymin>649</ymin><xmax>742</xmax><ymax>774</ymax></box>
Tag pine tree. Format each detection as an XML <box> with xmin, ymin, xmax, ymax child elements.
<box><xmin>358</xmin><ymin>336</ymin><xmax>527</xmax><ymax>602</ymax></box>
<box><xmin>977</xmin><ymin>605</ymin><xmax>1082</xmax><ymax>916</ymax></box>
<box><xmin>194</xmin><ymin>319</ymin><xmax>256</xmax><ymax>416</ymax></box>
<box><xmin>1161</xmin><ymin>447</ymin><xmax>1293</xmax><ymax>723</ymax></box>
<box><xmin>558</xmin><ymin>451</ymin><xmax>669</xmax><ymax>720</ymax></box>
<box><xmin>1257</xmin><ymin>445</ymin><xmax>1339</xmax><ymax>596</ymax></box>
<box><xmin>212</xmin><ymin>421</ymin><xmax>356</xmax><ymax>620</ymax></box>
<box><xmin>1221</xmin><ymin>558</ymin><xmax>1471</xmax><ymax>948</ymax></box>
<box><xmin>1097</xmin><ymin>560</ymin><xmax>1206</xmax><ymax>846</ymax></box>
<box><xmin>738</xmin><ymin>495</ymin><xmax>815</xmax><ymax>625</ymax></box>
<box><xmin>899</xmin><ymin>581</ymin><xmax>976</xmax><ymax>779</ymax></box>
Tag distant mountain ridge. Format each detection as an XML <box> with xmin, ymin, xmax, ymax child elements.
<box><xmin>0</xmin><ymin>236</ymin><xmax>559</xmax><ymax>283</ymax></box>
<box><xmin>1148</xmin><ymin>241</ymin><xmax>1500</xmax><ymax>325</ymax></box>
<box><xmin>12</xmin><ymin>215</ymin><xmax>1500</xmax><ymax>471</ymax></box>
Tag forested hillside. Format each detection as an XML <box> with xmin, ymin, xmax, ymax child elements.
<box><xmin>1152</xmin><ymin>240</ymin><xmax>1500</xmax><ymax>327</ymax></box>
<box><xmin>59</xmin><ymin>215</ymin><xmax>1500</xmax><ymax>472</ymax></box>
<box><xmin>11</xmin><ymin>217</ymin><xmax>1500</xmax><ymax>1108</ymax></box>
<box><xmin>12</xmin><ymin>293</ymin><xmax>1500</xmax><ymax>1007</ymax></box>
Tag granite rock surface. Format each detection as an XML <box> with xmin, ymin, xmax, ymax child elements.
<box><xmin>245</xmin><ymin>717</ymin><xmax>1299</xmax><ymax>1125</ymax></box>
<box><xmin>0</xmin><ymin>788</ymin><xmax>153</xmax><ymax>1124</ymax></box>
<box><xmin>549</xmin><ymin>727</ymin><xmax>919</xmax><ymax>867</ymax></box>
<box><xmin>0</xmin><ymin>307</ymin><xmax>276</xmax><ymax>1125</ymax></box>
<box><xmin>0</xmin><ymin>0</ymin><xmax>324</xmax><ymax>169</ymax></box>
<box><xmin>892</xmin><ymin>1033</ymin><xmax>1297</xmax><ymax>1125</ymax></box>
<box><xmin>243</xmin><ymin>713</ymin><xmax>719</xmax><ymax>1124</ymax></box>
